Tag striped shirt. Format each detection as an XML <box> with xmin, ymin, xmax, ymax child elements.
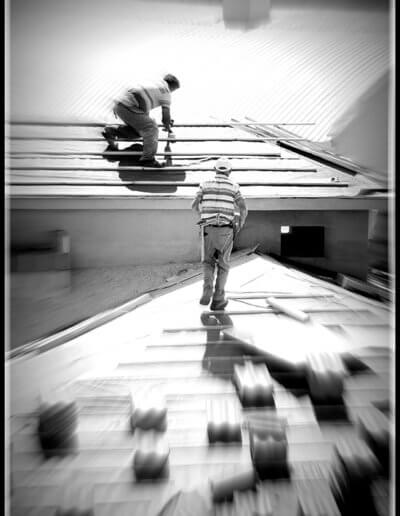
<box><xmin>195</xmin><ymin>172</ymin><xmax>244</xmax><ymax>226</ymax></box>
<box><xmin>117</xmin><ymin>80</ymin><xmax>171</xmax><ymax>113</ymax></box>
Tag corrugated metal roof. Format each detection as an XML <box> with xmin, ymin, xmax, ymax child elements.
<box><xmin>8</xmin><ymin>0</ymin><xmax>390</xmax><ymax>144</ymax></box>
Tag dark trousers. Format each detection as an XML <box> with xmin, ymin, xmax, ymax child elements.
<box><xmin>114</xmin><ymin>102</ymin><xmax>158</xmax><ymax>160</ymax></box>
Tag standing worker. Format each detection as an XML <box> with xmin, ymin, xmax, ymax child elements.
<box><xmin>192</xmin><ymin>158</ymin><xmax>248</xmax><ymax>311</ymax></box>
<box><xmin>103</xmin><ymin>74</ymin><xmax>180</xmax><ymax>167</ymax></box>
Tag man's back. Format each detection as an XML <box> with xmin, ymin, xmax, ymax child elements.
<box><xmin>118</xmin><ymin>79</ymin><xmax>171</xmax><ymax>113</ymax></box>
<box><xmin>197</xmin><ymin>171</ymin><xmax>243</xmax><ymax>227</ymax></box>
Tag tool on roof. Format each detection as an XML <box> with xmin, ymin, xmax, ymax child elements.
<box><xmin>163</xmin><ymin>119</ymin><xmax>175</xmax><ymax>167</ymax></box>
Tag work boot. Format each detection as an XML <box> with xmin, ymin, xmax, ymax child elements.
<box><xmin>210</xmin><ymin>298</ymin><xmax>228</xmax><ymax>311</ymax></box>
<box><xmin>102</xmin><ymin>127</ymin><xmax>118</xmax><ymax>150</ymax></box>
<box><xmin>199</xmin><ymin>286</ymin><xmax>213</xmax><ymax>305</ymax></box>
<box><xmin>210</xmin><ymin>290</ymin><xmax>228</xmax><ymax>311</ymax></box>
<box><xmin>138</xmin><ymin>158</ymin><xmax>164</xmax><ymax>168</ymax></box>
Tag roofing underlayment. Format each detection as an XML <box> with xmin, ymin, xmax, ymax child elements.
<box><xmin>8</xmin><ymin>253</ymin><xmax>393</xmax><ymax>515</ymax></box>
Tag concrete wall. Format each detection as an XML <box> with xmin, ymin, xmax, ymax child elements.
<box><xmin>10</xmin><ymin>206</ymin><xmax>369</xmax><ymax>278</ymax></box>
<box><xmin>10</xmin><ymin>209</ymin><xmax>201</xmax><ymax>268</ymax></box>
<box><xmin>235</xmin><ymin>210</ymin><xmax>369</xmax><ymax>279</ymax></box>
<box><xmin>368</xmin><ymin>210</ymin><xmax>389</xmax><ymax>271</ymax></box>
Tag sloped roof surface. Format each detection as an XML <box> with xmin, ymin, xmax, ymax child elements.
<box><xmin>8</xmin><ymin>0</ymin><xmax>390</xmax><ymax>144</ymax></box>
<box><xmin>9</xmin><ymin>253</ymin><xmax>393</xmax><ymax>515</ymax></box>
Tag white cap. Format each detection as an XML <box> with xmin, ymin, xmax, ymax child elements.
<box><xmin>214</xmin><ymin>158</ymin><xmax>232</xmax><ymax>173</ymax></box>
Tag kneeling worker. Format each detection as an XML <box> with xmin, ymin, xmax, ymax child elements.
<box><xmin>192</xmin><ymin>158</ymin><xmax>248</xmax><ymax>311</ymax></box>
<box><xmin>103</xmin><ymin>74</ymin><xmax>180</xmax><ymax>168</ymax></box>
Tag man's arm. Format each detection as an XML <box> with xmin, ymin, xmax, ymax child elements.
<box><xmin>192</xmin><ymin>187</ymin><xmax>203</xmax><ymax>214</ymax></box>
<box><xmin>236</xmin><ymin>196</ymin><xmax>248</xmax><ymax>229</ymax></box>
<box><xmin>191</xmin><ymin>195</ymin><xmax>201</xmax><ymax>214</ymax></box>
<box><xmin>161</xmin><ymin>106</ymin><xmax>172</xmax><ymax>131</ymax></box>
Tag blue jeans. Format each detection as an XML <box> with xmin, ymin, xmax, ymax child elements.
<box><xmin>202</xmin><ymin>226</ymin><xmax>234</xmax><ymax>301</ymax></box>
<box><xmin>114</xmin><ymin>102</ymin><xmax>158</xmax><ymax>160</ymax></box>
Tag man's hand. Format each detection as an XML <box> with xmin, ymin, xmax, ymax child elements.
<box><xmin>162</xmin><ymin>120</ymin><xmax>174</xmax><ymax>131</ymax></box>
<box><xmin>192</xmin><ymin>197</ymin><xmax>201</xmax><ymax>213</ymax></box>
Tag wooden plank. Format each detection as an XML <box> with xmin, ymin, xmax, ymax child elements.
<box><xmin>8</xmin><ymin>121</ymin><xmax>315</xmax><ymax>127</ymax></box>
<box><xmin>146</xmin><ymin>341</ymin><xmax>233</xmax><ymax>349</ymax></box>
<box><xmin>227</xmin><ymin>294</ymin><xmax>336</xmax><ymax>300</ymax></box>
<box><xmin>163</xmin><ymin>326</ymin><xmax>233</xmax><ymax>333</ymax></box>
<box><xmin>9</xmin><ymin>164</ymin><xmax>319</xmax><ymax>172</ymax></box>
<box><xmin>9</xmin><ymin>136</ymin><xmax>304</xmax><ymax>142</ymax></box>
<box><xmin>10</xmin><ymin>187</ymin><xmax>385</xmax><ymax>204</ymax></box>
<box><xmin>9</xmin><ymin>150</ymin><xmax>283</xmax><ymax>158</ymax></box>
<box><xmin>8</xmin><ymin>180</ymin><xmax>349</xmax><ymax>188</ymax></box>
